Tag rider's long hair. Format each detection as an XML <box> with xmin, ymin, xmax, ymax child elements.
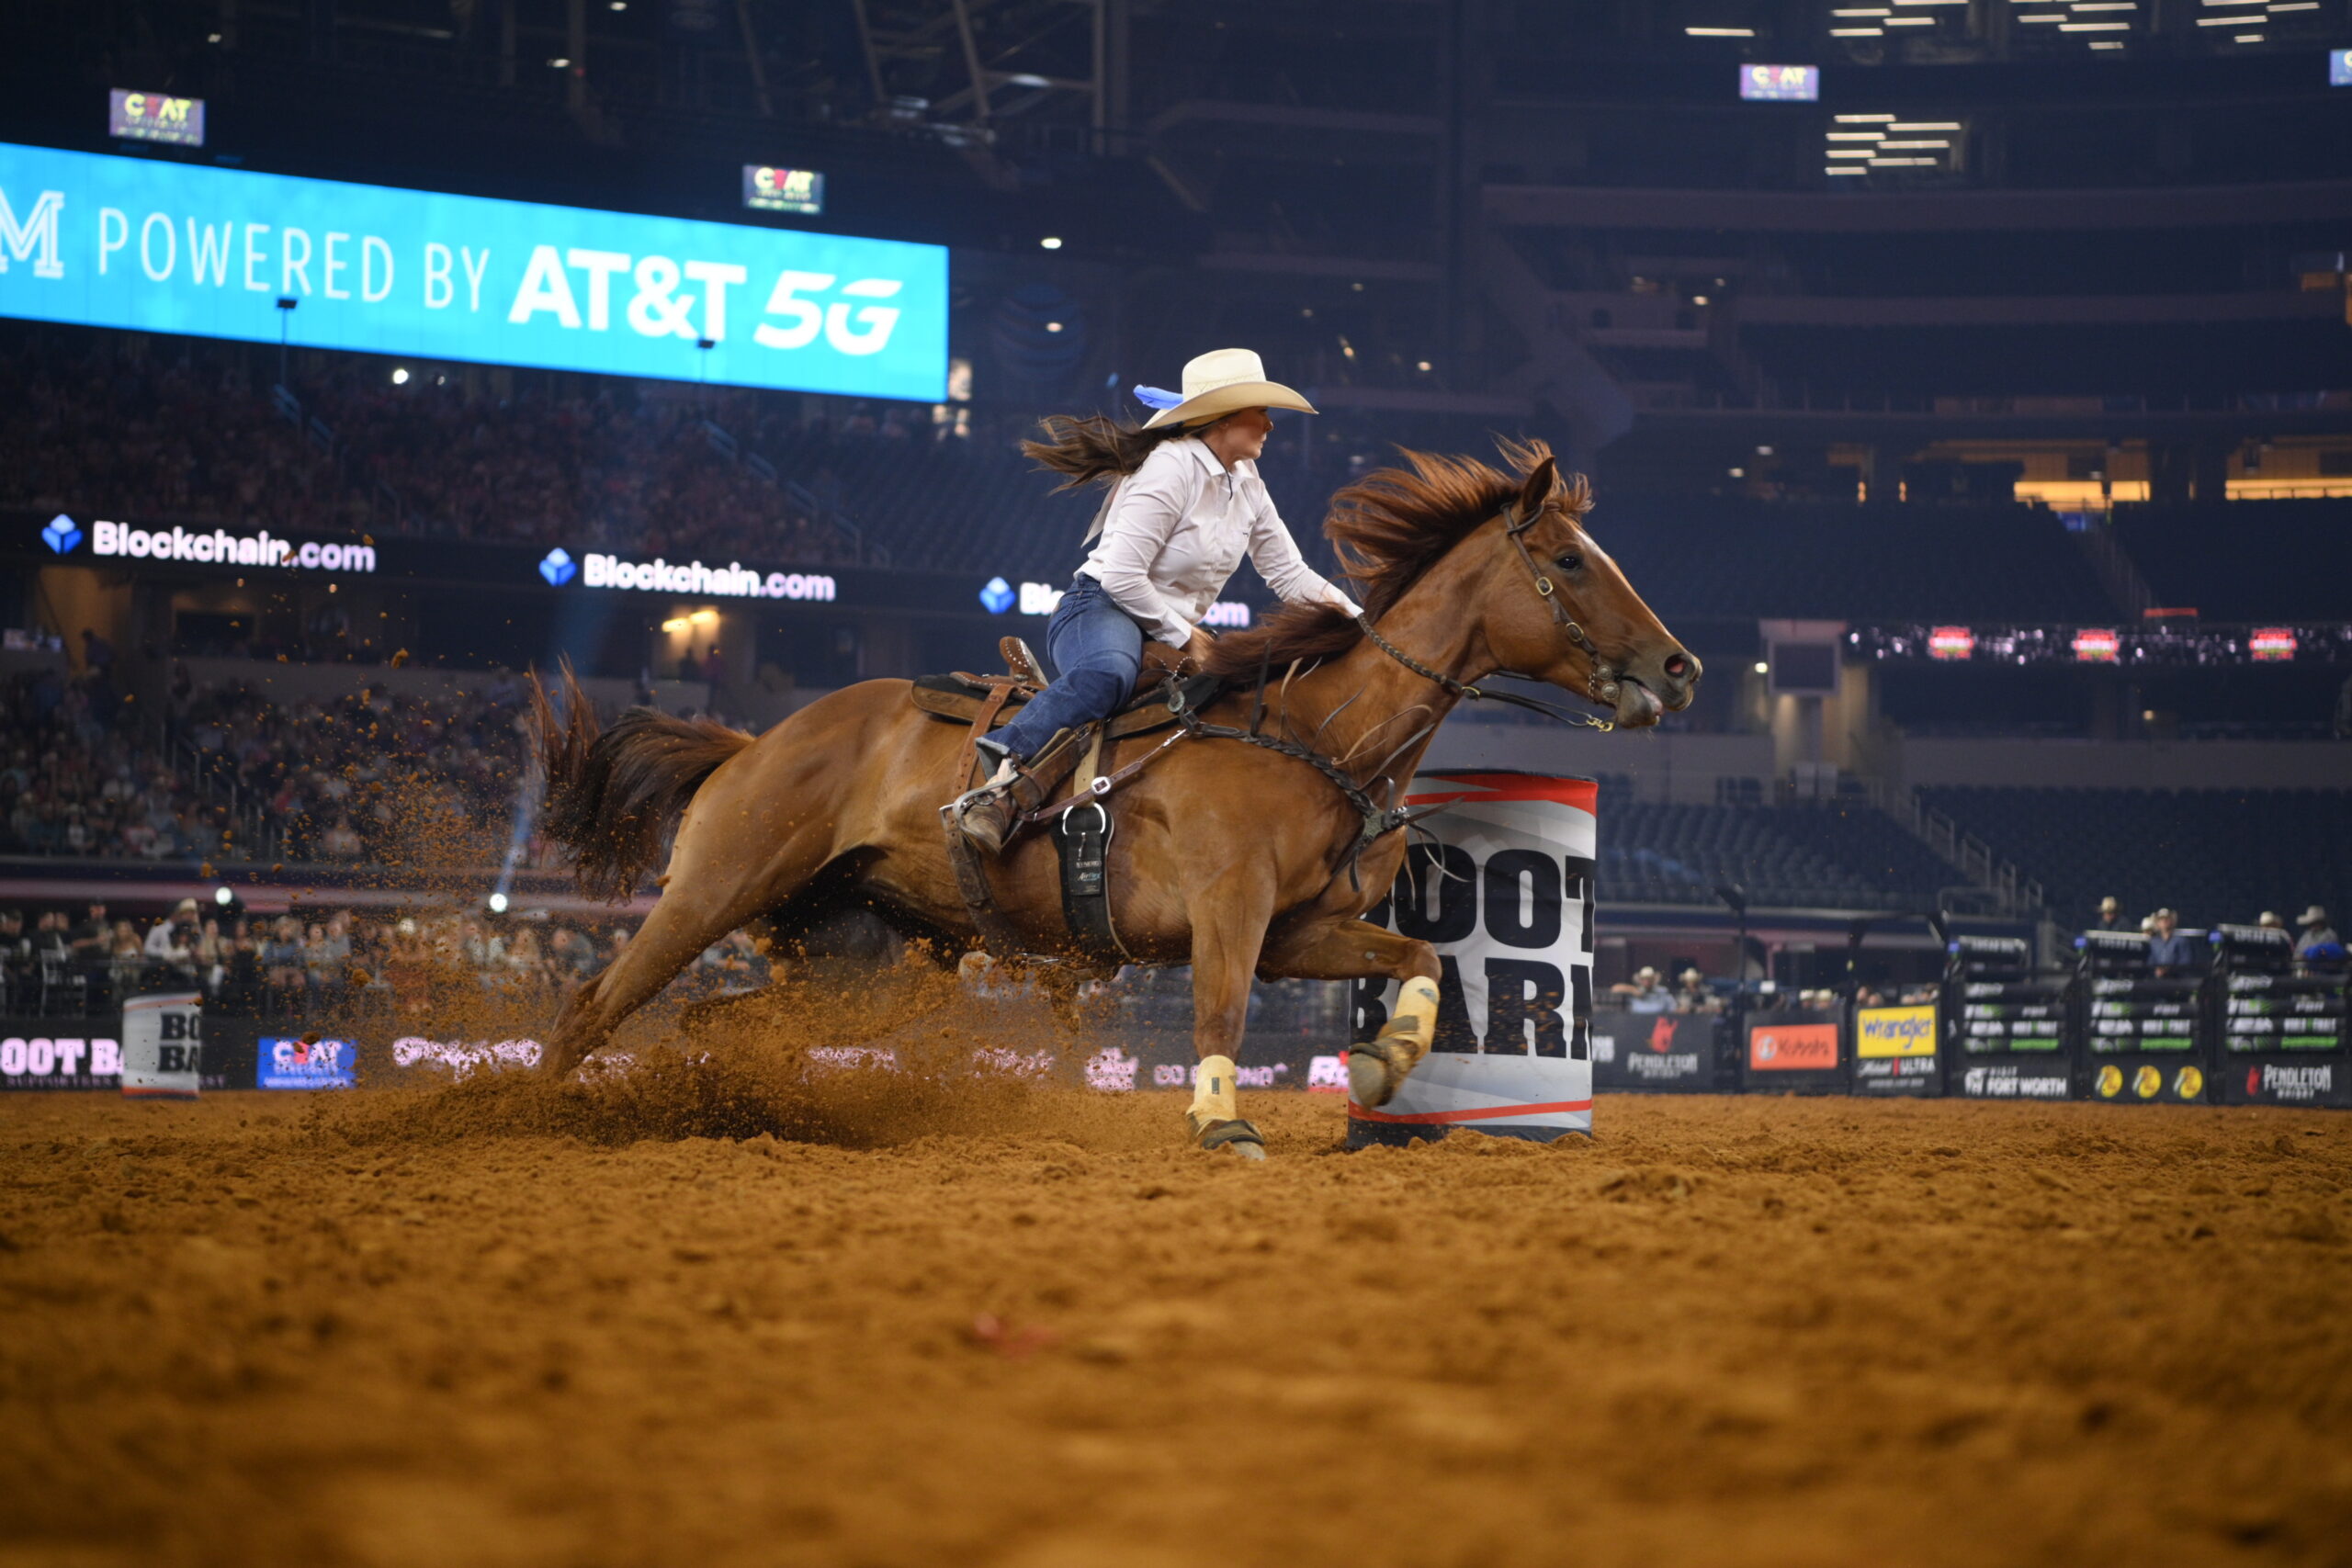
<box><xmin>1021</xmin><ymin>412</ymin><xmax>1192</xmax><ymax>492</ymax></box>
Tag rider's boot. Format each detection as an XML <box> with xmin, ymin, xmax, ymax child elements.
<box><xmin>953</xmin><ymin>728</ymin><xmax>1082</xmax><ymax>854</ymax></box>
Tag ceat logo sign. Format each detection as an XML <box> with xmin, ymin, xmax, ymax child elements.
<box><xmin>1928</xmin><ymin>626</ymin><xmax>1973</xmax><ymax>661</ymax></box>
<box><xmin>2071</xmin><ymin>627</ymin><xmax>2120</xmax><ymax>662</ymax></box>
<box><xmin>2248</xmin><ymin>627</ymin><xmax>2296</xmax><ymax>662</ymax></box>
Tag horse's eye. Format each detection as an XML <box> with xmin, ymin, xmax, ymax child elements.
<box><xmin>1555</xmin><ymin>553</ymin><xmax>1583</xmax><ymax>572</ymax></box>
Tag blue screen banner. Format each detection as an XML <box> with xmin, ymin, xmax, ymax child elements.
<box><xmin>0</xmin><ymin>141</ymin><xmax>946</xmax><ymax>400</ymax></box>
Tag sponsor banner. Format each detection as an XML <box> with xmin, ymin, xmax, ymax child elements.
<box><xmin>1591</xmin><ymin>1009</ymin><xmax>1718</xmax><ymax>1093</ymax></box>
<box><xmin>2221</xmin><ymin>1055</ymin><xmax>2350</xmax><ymax>1109</ymax></box>
<box><xmin>2089</xmin><ymin>1056</ymin><xmax>2210</xmax><ymax>1105</ymax></box>
<box><xmin>1351</xmin><ymin>772</ymin><xmax>1597</xmax><ymax>1144</ymax></box>
<box><xmin>1745</xmin><ymin>1010</ymin><xmax>1846</xmax><ymax>1094</ymax></box>
<box><xmin>1856</xmin><ymin>1004</ymin><xmax>1936</xmax><ymax>1059</ymax></box>
<box><xmin>1748</xmin><ymin>1019</ymin><xmax>1838</xmax><ymax>1071</ymax></box>
<box><xmin>1854</xmin><ymin>1002</ymin><xmax>1939</xmax><ymax>1097</ymax></box>
<box><xmin>0</xmin><ymin>140</ymin><xmax>946</xmax><ymax>400</ymax></box>
<box><xmin>257</xmin><ymin>1035</ymin><xmax>356</xmax><ymax>1090</ymax></box>
<box><xmin>0</xmin><ymin>1024</ymin><xmax>122</xmax><ymax>1090</ymax></box>
<box><xmin>109</xmin><ymin>91</ymin><xmax>205</xmax><ymax>148</ymax></box>
<box><xmin>1957</xmin><ymin>1062</ymin><xmax>2073</xmax><ymax>1100</ymax></box>
<box><xmin>120</xmin><ymin>990</ymin><xmax>202</xmax><ymax>1099</ymax></box>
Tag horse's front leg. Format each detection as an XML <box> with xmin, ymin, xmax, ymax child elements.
<box><xmin>1260</xmin><ymin>918</ymin><xmax>1443</xmax><ymax>1111</ymax></box>
<box><xmin>1183</xmin><ymin>869</ymin><xmax>1278</xmax><ymax>1159</ymax></box>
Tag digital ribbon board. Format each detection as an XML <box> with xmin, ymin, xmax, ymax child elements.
<box><xmin>0</xmin><ymin>141</ymin><xmax>946</xmax><ymax>400</ymax></box>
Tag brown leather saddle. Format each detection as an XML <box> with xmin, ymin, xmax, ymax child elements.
<box><xmin>925</xmin><ymin>637</ymin><xmax>1219</xmax><ymax>965</ymax></box>
<box><xmin>908</xmin><ymin>660</ymin><xmax>1220</xmax><ymax>747</ymax></box>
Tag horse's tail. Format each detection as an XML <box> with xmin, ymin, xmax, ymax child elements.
<box><xmin>528</xmin><ymin>665</ymin><xmax>755</xmax><ymax>901</ymax></box>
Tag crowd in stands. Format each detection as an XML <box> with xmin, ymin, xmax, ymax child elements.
<box><xmin>0</xmin><ymin>896</ymin><xmax>768</xmax><ymax>1021</ymax></box>
<box><xmin>0</xmin><ymin>329</ymin><xmax>862</xmax><ymax>568</ymax></box>
<box><xmin>0</xmin><ymin>664</ymin><xmax>537</xmax><ymax>866</ymax></box>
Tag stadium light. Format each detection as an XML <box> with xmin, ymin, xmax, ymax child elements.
<box><xmin>391</xmin><ymin>367</ymin><xmax>409</xmax><ymax>385</ymax></box>
<box><xmin>1039</xmin><ymin>236</ymin><xmax>1063</xmax><ymax>250</ymax></box>
<box><xmin>214</xmin><ymin>886</ymin><xmax>234</xmax><ymax>907</ymax></box>
<box><xmin>488</xmin><ymin>892</ymin><xmax>509</xmax><ymax>915</ymax></box>
<box><xmin>690</xmin><ymin>608</ymin><xmax>719</xmax><ymax>626</ymax></box>
<box><xmin>1754</xmin><ymin>661</ymin><xmax>1770</xmax><ymax>674</ymax></box>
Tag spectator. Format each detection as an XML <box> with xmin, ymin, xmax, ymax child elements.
<box><xmin>1614</xmin><ymin>965</ymin><xmax>1673</xmax><ymax>1013</ymax></box>
<box><xmin>193</xmin><ymin>918</ymin><xmax>229</xmax><ymax>995</ymax></box>
<box><xmin>261</xmin><ymin>916</ymin><xmax>307</xmax><ymax>1005</ymax></box>
<box><xmin>2258</xmin><ymin>911</ymin><xmax>2286</xmax><ymax>933</ymax></box>
<box><xmin>1672</xmin><ymin>967</ymin><xmax>1720</xmax><ymax>1014</ymax></box>
<box><xmin>2093</xmin><ymin>896</ymin><xmax>2124</xmax><ymax>933</ymax></box>
<box><xmin>2295</xmin><ymin>906</ymin><xmax>2339</xmax><ymax>958</ymax></box>
<box><xmin>2296</xmin><ymin>906</ymin><xmax>2345</xmax><ymax>971</ymax></box>
<box><xmin>68</xmin><ymin>900</ymin><xmax>111</xmax><ymax>964</ymax></box>
<box><xmin>106</xmin><ymin>920</ymin><xmax>145</xmax><ymax>995</ymax></box>
<box><xmin>2146</xmin><ymin>908</ymin><xmax>2195</xmax><ymax>977</ymax></box>
<box><xmin>142</xmin><ymin>898</ymin><xmax>199</xmax><ymax>976</ymax></box>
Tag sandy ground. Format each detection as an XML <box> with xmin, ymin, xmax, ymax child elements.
<box><xmin>3</xmin><ymin>1038</ymin><xmax>2350</xmax><ymax>1568</ymax></box>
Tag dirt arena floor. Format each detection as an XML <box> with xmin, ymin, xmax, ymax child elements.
<box><xmin>3</xmin><ymin>1024</ymin><xmax>2350</xmax><ymax>1567</ymax></box>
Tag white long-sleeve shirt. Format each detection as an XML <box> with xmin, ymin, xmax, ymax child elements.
<box><xmin>1078</xmin><ymin>436</ymin><xmax>1361</xmax><ymax>648</ymax></box>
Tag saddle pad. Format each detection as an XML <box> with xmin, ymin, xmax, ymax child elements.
<box><xmin>909</xmin><ymin>671</ymin><xmax>1222</xmax><ymax>741</ymax></box>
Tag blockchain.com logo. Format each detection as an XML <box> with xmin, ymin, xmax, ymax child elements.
<box><xmin>538</xmin><ymin>547</ymin><xmax>577</xmax><ymax>586</ymax></box>
<box><xmin>978</xmin><ymin>576</ymin><xmax>1015</xmax><ymax>615</ymax></box>
<box><xmin>41</xmin><ymin>515</ymin><xmax>82</xmax><ymax>555</ymax></box>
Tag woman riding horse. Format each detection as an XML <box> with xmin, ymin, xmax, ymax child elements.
<box><xmin>953</xmin><ymin>348</ymin><xmax>1363</xmax><ymax>852</ymax></box>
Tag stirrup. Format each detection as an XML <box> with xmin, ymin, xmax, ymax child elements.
<box><xmin>952</xmin><ymin>755</ymin><xmax>1019</xmax><ymax>813</ymax></box>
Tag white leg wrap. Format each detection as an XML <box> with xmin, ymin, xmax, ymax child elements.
<box><xmin>1382</xmin><ymin>976</ymin><xmax>1441</xmax><ymax>1055</ymax></box>
<box><xmin>1188</xmin><ymin>1054</ymin><xmax>1239</xmax><ymax>1131</ymax></box>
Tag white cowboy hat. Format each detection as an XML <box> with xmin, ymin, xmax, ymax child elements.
<box><xmin>2299</xmin><ymin>905</ymin><xmax>2330</xmax><ymax>927</ymax></box>
<box><xmin>1140</xmin><ymin>348</ymin><xmax>1317</xmax><ymax>430</ymax></box>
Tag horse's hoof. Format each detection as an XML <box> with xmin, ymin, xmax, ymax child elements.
<box><xmin>1196</xmin><ymin>1118</ymin><xmax>1266</xmax><ymax>1159</ymax></box>
<box><xmin>1348</xmin><ymin>1041</ymin><xmax>1408</xmax><ymax>1109</ymax></box>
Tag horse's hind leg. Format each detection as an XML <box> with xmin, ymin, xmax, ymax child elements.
<box><xmin>544</xmin><ymin>803</ymin><xmax>837</xmax><ymax>1077</ymax></box>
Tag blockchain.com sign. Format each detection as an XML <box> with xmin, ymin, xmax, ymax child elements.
<box><xmin>0</xmin><ymin>141</ymin><xmax>946</xmax><ymax>400</ymax></box>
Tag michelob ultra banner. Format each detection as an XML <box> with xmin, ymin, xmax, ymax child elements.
<box><xmin>0</xmin><ymin>141</ymin><xmax>945</xmax><ymax>400</ymax></box>
<box><xmin>1348</xmin><ymin>772</ymin><xmax>1595</xmax><ymax>1145</ymax></box>
<box><xmin>119</xmin><ymin>991</ymin><xmax>202</xmax><ymax>1100</ymax></box>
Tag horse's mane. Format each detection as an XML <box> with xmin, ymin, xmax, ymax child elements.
<box><xmin>1205</xmin><ymin>437</ymin><xmax>1588</xmax><ymax>684</ymax></box>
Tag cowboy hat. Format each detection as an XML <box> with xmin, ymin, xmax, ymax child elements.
<box><xmin>1634</xmin><ymin>965</ymin><xmax>1659</xmax><ymax>983</ymax></box>
<box><xmin>2299</xmin><ymin>905</ymin><xmax>2330</xmax><ymax>927</ymax></box>
<box><xmin>1139</xmin><ymin>348</ymin><xmax>1317</xmax><ymax>431</ymax></box>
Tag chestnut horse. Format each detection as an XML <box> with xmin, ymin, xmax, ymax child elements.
<box><xmin>529</xmin><ymin>441</ymin><xmax>1698</xmax><ymax>1155</ymax></box>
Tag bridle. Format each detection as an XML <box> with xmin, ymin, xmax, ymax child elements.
<box><xmin>1352</xmin><ymin>499</ymin><xmax>1621</xmax><ymax>731</ymax></box>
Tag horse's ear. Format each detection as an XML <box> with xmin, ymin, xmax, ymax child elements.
<box><xmin>1514</xmin><ymin>456</ymin><xmax>1557</xmax><ymax>524</ymax></box>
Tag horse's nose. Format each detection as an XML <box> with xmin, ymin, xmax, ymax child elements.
<box><xmin>1649</xmin><ymin>648</ymin><xmax>1702</xmax><ymax>709</ymax></box>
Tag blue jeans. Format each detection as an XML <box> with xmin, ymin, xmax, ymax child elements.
<box><xmin>989</xmin><ymin>574</ymin><xmax>1147</xmax><ymax>761</ymax></box>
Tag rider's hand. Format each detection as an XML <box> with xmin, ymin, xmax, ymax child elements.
<box><xmin>1182</xmin><ymin>626</ymin><xmax>1217</xmax><ymax>668</ymax></box>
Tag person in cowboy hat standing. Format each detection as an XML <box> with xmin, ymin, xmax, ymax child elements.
<box><xmin>953</xmin><ymin>349</ymin><xmax>1362</xmax><ymax>852</ymax></box>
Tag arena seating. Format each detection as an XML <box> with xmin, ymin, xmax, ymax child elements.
<box><xmin>1599</xmin><ymin>799</ymin><xmax>1958</xmax><ymax>910</ymax></box>
<box><xmin>1589</xmin><ymin>497</ymin><xmax>2117</xmax><ymax>623</ymax></box>
<box><xmin>2111</xmin><ymin>501</ymin><xmax>2352</xmax><ymax>621</ymax></box>
<box><xmin>1918</xmin><ymin>785</ymin><xmax>2352</xmax><ymax>930</ymax></box>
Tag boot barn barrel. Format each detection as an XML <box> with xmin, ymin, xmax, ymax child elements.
<box><xmin>1346</xmin><ymin>771</ymin><xmax>1597</xmax><ymax>1146</ymax></box>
